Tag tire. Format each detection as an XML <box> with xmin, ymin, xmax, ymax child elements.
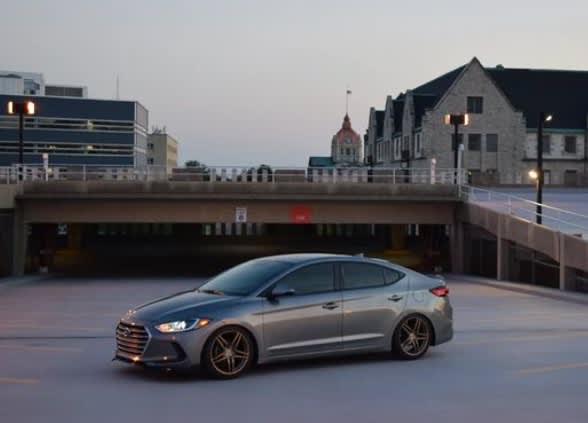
<box><xmin>392</xmin><ymin>315</ymin><xmax>432</xmax><ymax>360</ymax></box>
<box><xmin>202</xmin><ymin>326</ymin><xmax>254</xmax><ymax>379</ymax></box>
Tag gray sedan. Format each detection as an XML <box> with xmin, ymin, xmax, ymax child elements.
<box><xmin>115</xmin><ymin>254</ymin><xmax>453</xmax><ymax>379</ymax></box>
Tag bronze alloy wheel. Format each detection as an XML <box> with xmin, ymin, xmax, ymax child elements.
<box><xmin>204</xmin><ymin>327</ymin><xmax>253</xmax><ymax>378</ymax></box>
<box><xmin>394</xmin><ymin>315</ymin><xmax>431</xmax><ymax>359</ymax></box>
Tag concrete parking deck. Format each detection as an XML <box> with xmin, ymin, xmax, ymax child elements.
<box><xmin>0</xmin><ymin>276</ymin><xmax>587</xmax><ymax>422</ymax></box>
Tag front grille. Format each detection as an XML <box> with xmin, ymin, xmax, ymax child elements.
<box><xmin>116</xmin><ymin>322</ymin><xmax>149</xmax><ymax>357</ymax></box>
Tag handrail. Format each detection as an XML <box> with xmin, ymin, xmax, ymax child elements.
<box><xmin>462</xmin><ymin>185</ymin><xmax>588</xmax><ymax>236</ymax></box>
<box><xmin>0</xmin><ymin>165</ymin><xmax>467</xmax><ymax>186</ymax></box>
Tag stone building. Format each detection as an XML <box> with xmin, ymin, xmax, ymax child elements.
<box><xmin>309</xmin><ymin>114</ymin><xmax>363</xmax><ymax>168</ymax></box>
<box><xmin>365</xmin><ymin>58</ymin><xmax>588</xmax><ymax>185</ymax></box>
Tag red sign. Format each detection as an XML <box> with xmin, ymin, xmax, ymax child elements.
<box><xmin>289</xmin><ymin>205</ymin><xmax>312</xmax><ymax>224</ymax></box>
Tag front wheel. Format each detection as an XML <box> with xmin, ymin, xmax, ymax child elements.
<box><xmin>202</xmin><ymin>326</ymin><xmax>254</xmax><ymax>379</ymax></box>
<box><xmin>392</xmin><ymin>315</ymin><xmax>432</xmax><ymax>360</ymax></box>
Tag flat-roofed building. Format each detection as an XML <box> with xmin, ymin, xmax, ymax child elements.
<box><xmin>0</xmin><ymin>93</ymin><xmax>148</xmax><ymax>167</ymax></box>
<box><xmin>147</xmin><ymin>131</ymin><xmax>178</xmax><ymax>174</ymax></box>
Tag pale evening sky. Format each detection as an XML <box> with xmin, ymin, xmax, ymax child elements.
<box><xmin>2</xmin><ymin>0</ymin><xmax>588</xmax><ymax>166</ymax></box>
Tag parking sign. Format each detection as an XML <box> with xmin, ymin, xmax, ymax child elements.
<box><xmin>235</xmin><ymin>207</ymin><xmax>247</xmax><ymax>223</ymax></box>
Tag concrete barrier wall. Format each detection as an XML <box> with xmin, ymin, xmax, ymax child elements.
<box><xmin>461</xmin><ymin>202</ymin><xmax>588</xmax><ymax>274</ymax></box>
<box><xmin>19</xmin><ymin>181</ymin><xmax>459</xmax><ymax>201</ymax></box>
<box><xmin>20</xmin><ymin>198</ymin><xmax>456</xmax><ymax>225</ymax></box>
<box><xmin>0</xmin><ymin>185</ymin><xmax>18</xmax><ymax>209</ymax></box>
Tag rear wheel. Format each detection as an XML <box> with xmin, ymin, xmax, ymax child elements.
<box><xmin>202</xmin><ymin>326</ymin><xmax>254</xmax><ymax>379</ymax></box>
<box><xmin>392</xmin><ymin>315</ymin><xmax>432</xmax><ymax>360</ymax></box>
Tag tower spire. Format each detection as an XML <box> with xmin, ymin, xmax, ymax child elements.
<box><xmin>346</xmin><ymin>86</ymin><xmax>352</xmax><ymax>115</ymax></box>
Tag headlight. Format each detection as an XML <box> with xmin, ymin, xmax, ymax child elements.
<box><xmin>155</xmin><ymin>318</ymin><xmax>210</xmax><ymax>333</ymax></box>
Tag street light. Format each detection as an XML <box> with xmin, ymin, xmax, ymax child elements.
<box><xmin>7</xmin><ymin>99</ymin><xmax>36</xmax><ymax>167</ymax></box>
<box><xmin>536</xmin><ymin>112</ymin><xmax>553</xmax><ymax>224</ymax></box>
<box><xmin>444</xmin><ymin>113</ymin><xmax>470</xmax><ymax>183</ymax></box>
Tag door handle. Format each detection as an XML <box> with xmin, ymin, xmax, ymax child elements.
<box><xmin>388</xmin><ymin>295</ymin><xmax>403</xmax><ymax>302</ymax></box>
<box><xmin>322</xmin><ymin>302</ymin><xmax>339</xmax><ymax>310</ymax></box>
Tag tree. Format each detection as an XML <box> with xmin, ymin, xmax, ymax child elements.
<box><xmin>185</xmin><ymin>160</ymin><xmax>205</xmax><ymax>168</ymax></box>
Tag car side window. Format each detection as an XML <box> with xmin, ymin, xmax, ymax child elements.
<box><xmin>276</xmin><ymin>263</ymin><xmax>334</xmax><ymax>295</ymax></box>
<box><xmin>342</xmin><ymin>263</ymin><xmax>386</xmax><ymax>290</ymax></box>
<box><xmin>383</xmin><ymin>268</ymin><xmax>404</xmax><ymax>285</ymax></box>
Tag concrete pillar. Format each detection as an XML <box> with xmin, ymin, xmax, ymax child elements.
<box><xmin>559</xmin><ymin>232</ymin><xmax>577</xmax><ymax>291</ymax></box>
<box><xmin>496</xmin><ymin>215</ymin><xmax>510</xmax><ymax>281</ymax></box>
<box><xmin>450</xmin><ymin>222</ymin><xmax>464</xmax><ymax>274</ymax></box>
<box><xmin>12</xmin><ymin>205</ymin><xmax>27</xmax><ymax>276</ymax></box>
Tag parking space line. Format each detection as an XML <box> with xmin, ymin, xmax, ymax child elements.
<box><xmin>0</xmin><ymin>344</ymin><xmax>82</xmax><ymax>353</ymax></box>
<box><xmin>0</xmin><ymin>377</ymin><xmax>40</xmax><ymax>385</ymax></box>
<box><xmin>518</xmin><ymin>362</ymin><xmax>588</xmax><ymax>375</ymax></box>
<box><xmin>455</xmin><ymin>331</ymin><xmax>588</xmax><ymax>345</ymax></box>
<box><xmin>0</xmin><ymin>323</ymin><xmax>110</xmax><ymax>332</ymax></box>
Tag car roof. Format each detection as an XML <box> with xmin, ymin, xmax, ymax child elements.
<box><xmin>257</xmin><ymin>253</ymin><xmax>386</xmax><ymax>265</ymax></box>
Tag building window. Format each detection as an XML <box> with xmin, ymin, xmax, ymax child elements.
<box><xmin>468</xmin><ymin>134</ymin><xmax>481</xmax><ymax>151</ymax></box>
<box><xmin>467</xmin><ymin>96</ymin><xmax>483</xmax><ymax>114</ymax></box>
<box><xmin>148</xmin><ymin>143</ymin><xmax>154</xmax><ymax>150</ymax></box>
<box><xmin>486</xmin><ymin>134</ymin><xmax>498</xmax><ymax>152</ymax></box>
<box><xmin>415</xmin><ymin>134</ymin><xmax>421</xmax><ymax>154</ymax></box>
<box><xmin>346</xmin><ymin>148</ymin><xmax>351</xmax><ymax>155</ymax></box>
<box><xmin>564</xmin><ymin>136</ymin><xmax>577</xmax><ymax>154</ymax></box>
<box><xmin>147</xmin><ymin>158</ymin><xmax>154</xmax><ymax>165</ymax></box>
<box><xmin>451</xmin><ymin>134</ymin><xmax>464</xmax><ymax>151</ymax></box>
<box><xmin>542</xmin><ymin>135</ymin><xmax>551</xmax><ymax>154</ymax></box>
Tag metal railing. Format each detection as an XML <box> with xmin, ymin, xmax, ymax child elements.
<box><xmin>0</xmin><ymin>165</ymin><xmax>467</xmax><ymax>186</ymax></box>
<box><xmin>461</xmin><ymin>185</ymin><xmax>588</xmax><ymax>237</ymax></box>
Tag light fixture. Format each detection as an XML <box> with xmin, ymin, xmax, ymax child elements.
<box><xmin>528</xmin><ymin>169</ymin><xmax>538</xmax><ymax>180</ymax></box>
<box><xmin>544</xmin><ymin>114</ymin><xmax>553</xmax><ymax>123</ymax></box>
<box><xmin>25</xmin><ymin>101</ymin><xmax>35</xmax><ymax>115</ymax></box>
<box><xmin>155</xmin><ymin>318</ymin><xmax>210</xmax><ymax>333</ymax></box>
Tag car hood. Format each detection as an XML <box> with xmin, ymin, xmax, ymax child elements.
<box><xmin>130</xmin><ymin>290</ymin><xmax>239</xmax><ymax>323</ymax></box>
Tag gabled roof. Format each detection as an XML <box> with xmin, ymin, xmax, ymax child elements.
<box><xmin>375</xmin><ymin>110</ymin><xmax>385</xmax><ymax>137</ymax></box>
<box><xmin>413</xmin><ymin>94</ymin><xmax>438</xmax><ymax>128</ymax></box>
<box><xmin>413</xmin><ymin>65</ymin><xmax>466</xmax><ymax>97</ymax></box>
<box><xmin>487</xmin><ymin>67</ymin><xmax>588</xmax><ymax>129</ymax></box>
<box><xmin>393</xmin><ymin>100</ymin><xmax>404</xmax><ymax>133</ymax></box>
<box><xmin>308</xmin><ymin>156</ymin><xmax>335</xmax><ymax>167</ymax></box>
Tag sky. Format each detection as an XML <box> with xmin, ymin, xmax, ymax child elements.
<box><xmin>2</xmin><ymin>0</ymin><xmax>588</xmax><ymax>166</ymax></box>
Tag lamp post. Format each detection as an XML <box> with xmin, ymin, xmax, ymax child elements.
<box><xmin>535</xmin><ymin>112</ymin><xmax>553</xmax><ymax>224</ymax></box>
<box><xmin>7</xmin><ymin>100</ymin><xmax>36</xmax><ymax>177</ymax></box>
<box><xmin>444</xmin><ymin>113</ymin><xmax>470</xmax><ymax>184</ymax></box>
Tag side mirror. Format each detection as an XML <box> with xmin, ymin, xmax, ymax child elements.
<box><xmin>269</xmin><ymin>283</ymin><xmax>295</xmax><ymax>298</ymax></box>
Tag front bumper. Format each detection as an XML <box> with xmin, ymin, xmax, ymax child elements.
<box><xmin>114</xmin><ymin>318</ymin><xmax>214</xmax><ymax>369</ymax></box>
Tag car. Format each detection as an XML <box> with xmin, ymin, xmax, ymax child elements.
<box><xmin>114</xmin><ymin>253</ymin><xmax>453</xmax><ymax>379</ymax></box>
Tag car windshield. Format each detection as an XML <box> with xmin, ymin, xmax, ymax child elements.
<box><xmin>198</xmin><ymin>259</ymin><xmax>291</xmax><ymax>296</ymax></box>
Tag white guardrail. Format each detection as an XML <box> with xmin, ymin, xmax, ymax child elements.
<box><xmin>0</xmin><ymin>165</ymin><xmax>467</xmax><ymax>186</ymax></box>
<box><xmin>461</xmin><ymin>185</ymin><xmax>588</xmax><ymax>238</ymax></box>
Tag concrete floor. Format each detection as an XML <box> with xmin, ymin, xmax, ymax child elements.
<box><xmin>1</xmin><ymin>276</ymin><xmax>588</xmax><ymax>423</ymax></box>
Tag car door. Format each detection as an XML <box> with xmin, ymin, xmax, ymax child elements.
<box><xmin>261</xmin><ymin>262</ymin><xmax>342</xmax><ymax>357</ymax></box>
<box><xmin>340</xmin><ymin>262</ymin><xmax>408</xmax><ymax>351</ymax></box>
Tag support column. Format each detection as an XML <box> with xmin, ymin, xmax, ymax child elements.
<box><xmin>11</xmin><ymin>204</ymin><xmax>27</xmax><ymax>276</ymax></box>
<box><xmin>450</xmin><ymin>222</ymin><xmax>464</xmax><ymax>274</ymax></box>
<box><xmin>497</xmin><ymin>215</ymin><xmax>510</xmax><ymax>281</ymax></box>
<box><xmin>559</xmin><ymin>232</ymin><xmax>576</xmax><ymax>291</ymax></box>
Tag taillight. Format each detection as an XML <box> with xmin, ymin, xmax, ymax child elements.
<box><xmin>430</xmin><ymin>286</ymin><xmax>449</xmax><ymax>297</ymax></box>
